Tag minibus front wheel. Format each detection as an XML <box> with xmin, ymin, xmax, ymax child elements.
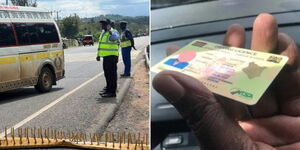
<box><xmin>35</xmin><ymin>67</ymin><xmax>54</xmax><ymax>93</ymax></box>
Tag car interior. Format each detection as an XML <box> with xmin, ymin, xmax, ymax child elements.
<box><xmin>151</xmin><ymin>0</ymin><xmax>300</xmax><ymax>149</ymax></box>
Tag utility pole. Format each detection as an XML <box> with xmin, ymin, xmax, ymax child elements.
<box><xmin>6</xmin><ymin>0</ymin><xmax>8</xmax><ymax>5</ymax></box>
<box><xmin>52</xmin><ymin>10</ymin><xmax>61</xmax><ymax>21</ymax></box>
<box><xmin>74</xmin><ymin>13</ymin><xmax>78</xmax><ymax>24</ymax></box>
<box><xmin>56</xmin><ymin>11</ymin><xmax>59</xmax><ymax>20</ymax></box>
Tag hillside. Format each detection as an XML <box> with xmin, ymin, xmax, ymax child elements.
<box><xmin>82</xmin><ymin>14</ymin><xmax>149</xmax><ymax>25</ymax></box>
<box><xmin>79</xmin><ymin>14</ymin><xmax>149</xmax><ymax>38</ymax></box>
<box><xmin>58</xmin><ymin>14</ymin><xmax>149</xmax><ymax>40</ymax></box>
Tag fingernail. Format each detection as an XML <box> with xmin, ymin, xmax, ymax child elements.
<box><xmin>153</xmin><ymin>74</ymin><xmax>185</xmax><ymax>104</ymax></box>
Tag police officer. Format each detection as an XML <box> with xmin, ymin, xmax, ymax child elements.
<box><xmin>96</xmin><ymin>19</ymin><xmax>119</xmax><ymax>97</ymax></box>
<box><xmin>119</xmin><ymin>21</ymin><xmax>136</xmax><ymax>77</ymax></box>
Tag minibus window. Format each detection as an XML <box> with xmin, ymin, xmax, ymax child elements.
<box><xmin>14</xmin><ymin>23</ymin><xmax>30</xmax><ymax>45</ymax></box>
<box><xmin>37</xmin><ymin>24</ymin><xmax>59</xmax><ymax>43</ymax></box>
<box><xmin>27</xmin><ymin>24</ymin><xmax>39</xmax><ymax>44</ymax></box>
<box><xmin>0</xmin><ymin>23</ymin><xmax>16</xmax><ymax>47</ymax></box>
<box><xmin>14</xmin><ymin>23</ymin><xmax>59</xmax><ymax>45</ymax></box>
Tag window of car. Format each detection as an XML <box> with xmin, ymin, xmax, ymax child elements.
<box><xmin>35</xmin><ymin>23</ymin><xmax>60</xmax><ymax>43</ymax></box>
<box><xmin>84</xmin><ymin>36</ymin><xmax>93</xmax><ymax>40</ymax></box>
<box><xmin>0</xmin><ymin>23</ymin><xmax>17</xmax><ymax>47</ymax></box>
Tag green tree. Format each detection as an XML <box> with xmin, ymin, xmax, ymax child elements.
<box><xmin>58</xmin><ymin>14</ymin><xmax>149</xmax><ymax>39</ymax></box>
<box><xmin>60</xmin><ymin>16</ymin><xmax>80</xmax><ymax>39</ymax></box>
<box><xmin>93</xmin><ymin>31</ymin><xmax>101</xmax><ymax>42</ymax></box>
<box><xmin>11</xmin><ymin>0</ymin><xmax>37</xmax><ymax>7</ymax></box>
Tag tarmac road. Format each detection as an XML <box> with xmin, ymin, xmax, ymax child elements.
<box><xmin>0</xmin><ymin>36</ymin><xmax>149</xmax><ymax>142</ymax></box>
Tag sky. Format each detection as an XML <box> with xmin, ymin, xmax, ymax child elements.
<box><xmin>0</xmin><ymin>0</ymin><xmax>150</xmax><ymax>18</ymax></box>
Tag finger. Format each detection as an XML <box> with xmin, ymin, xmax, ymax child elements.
<box><xmin>276</xmin><ymin>33</ymin><xmax>299</xmax><ymax>69</ymax></box>
<box><xmin>223</xmin><ymin>24</ymin><xmax>246</xmax><ymax>47</ymax></box>
<box><xmin>248</xmin><ymin>13</ymin><xmax>279</xmax><ymax>118</ymax></box>
<box><xmin>166</xmin><ymin>45</ymin><xmax>180</xmax><ymax>56</ymax></box>
<box><xmin>215</xmin><ymin>95</ymin><xmax>253</xmax><ymax>120</ymax></box>
<box><xmin>278</xmin><ymin>75</ymin><xmax>300</xmax><ymax>116</ymax></box>
<box><xmin>251</xmin><ymin>13</ymin><xmax>278</xmax><ymax>52</ymax></box>
<box><xmin>274</xmin><ymin>33</ymin><xmax>300</xmax><ymax>115</ymax></box>
<box><xmin>153</xmin><ymin>71</ymin><xmax>256</xmax><ymax>150</ymax></box>
<box><xmin>240</xmin><ymin>115</ymin><xmax>300</xmax><ymax>146</ymax></box>
<box><xmin>277</xmin><ymin>142</ymin><xmax>300</xmax><ymax>150</ymax></box>
<box><xmin>248</xmin><ymin>88</ymin><xmax>279</xmax><ymax>118</ymax></box>
<box><xmin>221</xmin><ymin>24</ymin><xmax>252</xmax><ymax>120</ymax></box>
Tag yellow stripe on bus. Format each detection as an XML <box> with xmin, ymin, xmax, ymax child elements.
<box><xmin>0</xmin><ymin>50</ymin><xmax>63</xmax><ymax>65</ymax></box>
<box><xmin>19</xmin><ymin>55</ymin><xmax>34</xmax><ymax>62</ymax></box>
<box><xmin>51</xmin><ymin>51</ymin><xmax>63</xmax><ymax>57</ymax></box>
<box><xmin>0</xmin><ymin>57</ymin><xmax>17</xmax><ymax>65</ymax></box>
<box><xmin>36</xmin><ymin>52</ymin><xmax>50</xmax><ymax>59</ymax></box>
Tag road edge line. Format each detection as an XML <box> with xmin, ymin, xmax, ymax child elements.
<box><xmin>0</xmin><ymin>71</ymin><xmax>104</xmax><ymax>138</ymax></box>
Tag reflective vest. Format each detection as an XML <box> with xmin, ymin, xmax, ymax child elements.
<box><xmin>98</xmin><ymin>29</ymin><xmax>119</xmax><ymax>57</ymax></box>
<box><xmin>120</xmin><ymin>30</ymin><xmax>132</xmax><ymax>48</ymax></box>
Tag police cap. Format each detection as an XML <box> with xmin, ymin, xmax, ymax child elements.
<box><xmin>99</xmin><ymin>18</ymin><xmax>111</xmax><ymax>25</ymax></box>
<box><xmin>120</xmin><ymin>21</ymin><xmax>128</xmax><ymax>25</ymax></box>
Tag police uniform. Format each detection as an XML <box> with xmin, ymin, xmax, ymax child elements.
<box><xmin>98</xmin><ymin>19</ymin><xmax>119</xmax><ymax>97</ymax></box>
<box><xmin>120</xmin><ymin>21</ymin><xmax>135</xmax><ymax>77</ymax></box>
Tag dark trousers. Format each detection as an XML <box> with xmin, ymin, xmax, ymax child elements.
<box><xmin>121</xmin><ymin>46</ymin><xmax>132</xmax><ymax>75</ymax></box>
<box><xmin>103</xmin><ymin>55</ymin><xmax>118</xmax><ymax>93</ymax></box>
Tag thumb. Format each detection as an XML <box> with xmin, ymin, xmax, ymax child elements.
<box><xmin>153</xmin><ymin>71</ymin><xmax>257</xmax><ymax>150</ymax></box>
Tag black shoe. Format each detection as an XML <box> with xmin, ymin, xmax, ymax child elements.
<box><xmin>120</xmin><ymin>74</ymin><xmax>130</xmax><ymax>77</ymax></box>
<box><xmin>101</xmin><ymin>92</ymin><xmax>116</xmax><ymax>97</ymax></box>
<box><xmin>99</xmin><ymin>90</ymin><xmax>107</xmax><ymax>95</ymax></box>
<box><xmin>100</xmin><ymin>88</ymin><xmax>107</xmax><ymax>92</ymax></box>
<box><xmin>99</xmin><ymin>87</ymin><xmax>107</xmax><ymax>94</ymax></box>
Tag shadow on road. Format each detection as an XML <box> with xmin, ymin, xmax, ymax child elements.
<box><xmin>96</xmin><ymin>98</ymin><xmax>117</xmax><ymax>104</ymax></box>
<box><xmin>0</xmin><ymin>88</ymin><xmax>64</xmax><ymax>104</ymax></box>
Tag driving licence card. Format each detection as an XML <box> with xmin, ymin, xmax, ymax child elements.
<box><xmin>152</xmin><ymin>40</ymin><xmax>288</xmax><ymax>105</ymax></box>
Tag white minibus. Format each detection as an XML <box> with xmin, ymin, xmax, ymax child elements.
<box><xmin>0</xmin><ymin>5</ymin><xmax>64</xmax><ymax>92</ymax></box>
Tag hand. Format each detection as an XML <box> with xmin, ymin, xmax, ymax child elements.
<box><xmin>153</xmin><ymin>13</ymin><xmax>300</xmax><ymax>150</ymax></box>
<box><xmin>96</xmin><ymin>56</ymin><xmax>100</xmax><ymax>61</ymax></box>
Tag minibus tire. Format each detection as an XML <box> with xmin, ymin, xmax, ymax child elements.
<box><xmin>35</xmin><ymin>67</ymin><xmax>54</xmax><ymax>93</ymax></box>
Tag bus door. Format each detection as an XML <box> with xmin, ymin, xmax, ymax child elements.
<box><xmin>14</xmin><ymin>23</ymin><xmax>36</xmax><ymax>80</ymax></box>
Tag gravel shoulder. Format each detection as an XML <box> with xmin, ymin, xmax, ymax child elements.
<box><xmin>104</xmin><ymin>61</ymin><xmax>149</xmax><ymax>134</ymax></box>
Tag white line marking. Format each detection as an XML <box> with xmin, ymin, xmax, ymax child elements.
<box><xmin>0</xmin><ymin>71</ymin><xmax>105</xmax><ymax>137</ymax></box>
